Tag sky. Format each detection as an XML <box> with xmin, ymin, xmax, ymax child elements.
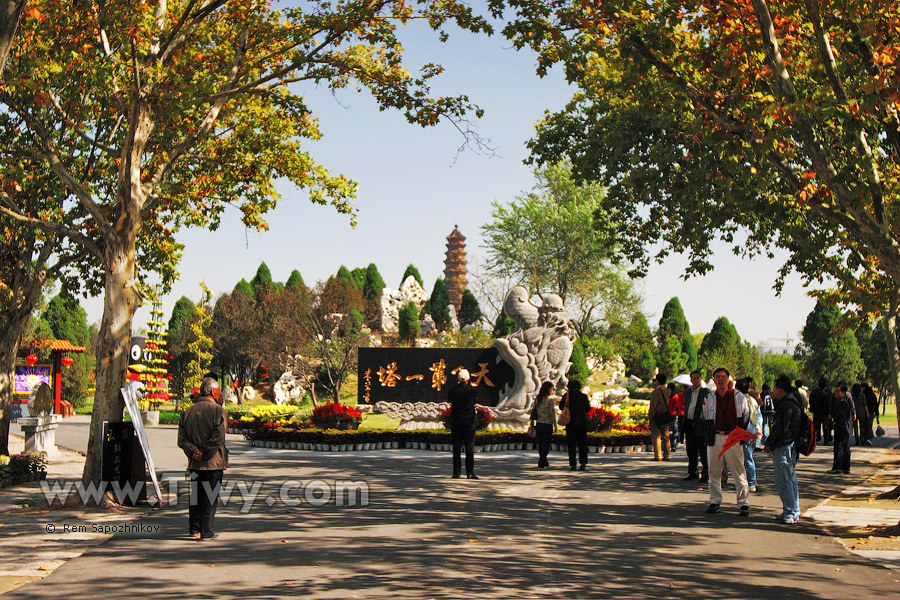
<box><xmin>77</xmin><ymin>10</ymin><xmax>818</xmax><ymax>348</ymax></box>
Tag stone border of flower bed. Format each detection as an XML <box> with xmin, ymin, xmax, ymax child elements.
<box><xmin>236</xmin><ymin>429</ymin><xmax>652</xmax><ymax>454</ymax></box>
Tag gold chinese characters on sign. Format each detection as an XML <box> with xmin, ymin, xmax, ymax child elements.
<box><xmin>373</xmin><ymin>359</ymin><xmax>495</xmax><ymax>392</ymax></box>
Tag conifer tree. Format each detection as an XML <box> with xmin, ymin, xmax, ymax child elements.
<box><xmin>363</xmin><ymin>263</ymin><xmax>386</xmax><ymax>305</ymax></box>
<box><xmin>796</xmin><ymin>300</ymin><xmax>866</xmax><ymax>384</ymax></box>
<box><xmin>457</xmin><ymin>290</ymin><xmax>482</xmax><ymax>328</ymax></box>
<box><xmin>492</xmin><ymin>312</ymin><xmax>517</xmax><ymax>338</ymax></box>
<box><xmin>233</xmin><ymin>279</ymin><xmax>254</xmax><ymax>299</ymax></box>
<box><xmin>286</xmin><ymin>270</ymin><xmax>305</xmax><ymax>294</ymax></box>
<box><xmin>250</xmin><ymin>262</ymin><xmax>274</xmax><ymax>300</ymax></box>
<box><xmin>428</xmin><ymin>279</ymin><xmax>452</xmax><ymax>331</ymax></box>
<box><xmin>569</xmin><ymin>338</ymin><xmax>591</xmax><ymax>383</ymax></box>
<box><xmin>398</xmin><ymin>301</ymin><xmax>420</xmax><ymax>343</ymax></box>
<box><xmin>401</xmin><ymin>264</ymin><xmax>424</xmax><ymax>288</ymax></box>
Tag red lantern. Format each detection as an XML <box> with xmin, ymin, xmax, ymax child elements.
<box><xmin>61</xmin><ymin>356</ymin><xmax>75</xmax><ymax>367</ymax></box>
<box><xmin>25</xmin><ymin>354</ymin><xmax>38</xmax><ymax>365</ymax></box>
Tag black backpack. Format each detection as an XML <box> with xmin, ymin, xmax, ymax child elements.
<box><xmin>796</xmin><ymin>410</ymin><xmax>816</xmax><ymax>456</ymax></box>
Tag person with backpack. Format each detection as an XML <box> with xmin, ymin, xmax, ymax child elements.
<box><xmin>764</xmin><ymin>375</ymin><xmax>803</xmax><ymax>524</ymax></box>
<box><xmin>829</xmin><ymin>383</ymin><xmax>854</xmax><ymax>474</ymax></box>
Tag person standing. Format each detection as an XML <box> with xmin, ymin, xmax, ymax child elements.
<box><xmin>809</xmin><ymin>378</ymin><xmax>833</xmax><ymax>445</ymax></box>
<box><xmin>850</xmin><ymin>383</ymin><xmax>867</xmax><ymax>446</ymax></box>
<box><xmin>649</xmin><ymin>373</ymin><xmax>673</xmax><ymax>461</ymax></box>
<box><xmin>736</xmin><ymin>378</ymin><xmax>761</xmax><ymax>493</ymax></box>
<box><xmin>177</xmin><ymin>376</ymin><xmax>229</xmax><ymax>541</ymax></box>
<box><xmin>668</xmin><ymin>382</ymin><xmax>684</xmax><ymax>451</ymax></box>
<box><xmin>560</xmin><ymin>378</ymin><xmax>590</xmax><ymax>471</ymax></box>
<box><xmin>448</xmin><ymin>368</ymin><xmax>479</xmax><ymax>479</ymax></box>
<box><xmin>759</xmin><ymin>383</ymin><xmax>775</xmax><ymax>442</ymax></box>
<box><xmin>702</xmin><ymin>367</ymin><xmax>750</xmax><ymax>516</ymax></box>
<box><xmin>764</xmin><ymin>375</ymin><xmax>803</xmax><ymax>524</ymax></box>
<box><xmin>862</xmin><ymin>383</ymin><xmax>878</xmax><ymax>445</ymax></box>
<box><xmin>794</xmin><ymin>380</ymin><xmax>809</xmax><ymax>411</ymax></box>
<box><xmin>681</xmin><ymin>370</ymin><xmax>711</xmax><ymax>481</ymax></box>
<box><xmin>530</xmin><ymin>381</ymin><xmax>557</xmax><ymax>469</ymax></box>
<box><xmin>829</xmin><ymin>383</ymin><xmax>854</xmax><ymax>474</ymax></box>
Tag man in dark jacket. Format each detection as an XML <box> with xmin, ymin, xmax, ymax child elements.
<box><xmin>809</xmin><ymin>378</ymin><xmax>832</xmax><ymax>445</ymax></box>
<box><xmin>448</xmin><ymin>369</ymin><xmax>478</xmax><ymax>479</ymax></box>
<box><xmin>764</xmin><ymin>375</ymin><xmax>802</xmax><ymax>524</ymax></box>
<box><xmin>829</xmin><ymin>384</ymin><xmax>854</xmax><ymax>474</ymax></box>
<box><xmin>681</xmin><ymin>370</ymin><xmax>711</xmax><ymax>481</ymax></box>
<box><xmin>177</xmin><ymin>377</ymin><xmax>228</xmax><ymax>541</ymax></box>
<box><xmin>561</xmin><ymin>378</ymin><xmax>591</xmax><ymax>471</ymax></box>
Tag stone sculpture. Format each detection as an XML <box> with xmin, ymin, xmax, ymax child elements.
<box><xmin>489</xmin><ymin>286</ymin><xmax>573</xmax><ymax>428</ymax></box>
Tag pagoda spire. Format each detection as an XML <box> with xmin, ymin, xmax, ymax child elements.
<box><xmin>444</xmin><ymin>225</ymin><xmax>467</xmax><ymax>311</ymax></box>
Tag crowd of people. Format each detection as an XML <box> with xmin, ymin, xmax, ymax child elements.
<box><xmin>446</xmin><ymin>366</ymin><xmax>885</xmax><ymax>526</ymax></box>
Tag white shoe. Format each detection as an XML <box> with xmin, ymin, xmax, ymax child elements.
<box><xmin>749</xmin><ymin>485</ymin><xmax>757</xmax><ymax>493</ymax></box>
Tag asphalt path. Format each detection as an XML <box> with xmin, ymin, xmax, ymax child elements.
<box><xmin>7</xmin><ymin>419</ymin><xmax>900</xmax><ymax>599</ymax></box>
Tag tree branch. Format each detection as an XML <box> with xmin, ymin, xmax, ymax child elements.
<box><xmin>0</xmin><ymin>204</ymin><xmax>103</xmax><ymax>258</ymax></box>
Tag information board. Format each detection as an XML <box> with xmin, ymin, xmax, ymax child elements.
<box><xmin>121</xmin><ymin>384</ymin><xmax>163</xmax><ymax>504</ymax></box>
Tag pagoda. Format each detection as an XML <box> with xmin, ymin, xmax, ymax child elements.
<box><xmin>444</xmin><ymin>226</ymin><xmax>468</xmax><ymax>311</ymax></box>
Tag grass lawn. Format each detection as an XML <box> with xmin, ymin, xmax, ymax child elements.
<box><xmin>360</xmin><ymin>412</ymin><xmax>400</xmax><ymax>430</ymax></box>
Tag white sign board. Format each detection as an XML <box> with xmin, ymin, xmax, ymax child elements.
<box><xmin>121</xmin><ymin>384</ymin><xmax>163</xmax><ymax>504</ymax></box>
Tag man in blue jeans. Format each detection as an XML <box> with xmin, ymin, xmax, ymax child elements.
<box><xmin>764</xmin><ymin>375</ymin><xmax>803</xmax><ymax>524</ymax></box>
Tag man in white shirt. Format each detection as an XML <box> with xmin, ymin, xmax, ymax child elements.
<box><xmin>702</xmin><ymin>367</ymin><xmax>750</xmax><ymax>516</ymax></box>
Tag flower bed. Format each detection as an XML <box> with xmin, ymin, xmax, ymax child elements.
<box><xmin>241</xmin><ymin>426</ymin><xmax>651</xmax><ymax>452</ymax></box>
<box><xmin>0</xmin><ymin>452</ymin><xmax>48</xmax><ymax>488</ymax></box>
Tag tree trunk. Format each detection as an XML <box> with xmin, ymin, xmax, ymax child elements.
<box><xmin>0</xmin><ymin>313</ymin><xmax>28</xmax><ymax>455</ymax></box>
<box><xmin>0</xmin><ymin>0</ymin><xmax>27</xmax><ymax>76</ymax></box>
<box><xmin>881</xmin><ymin>305</ymin><xmax>900</xmax><ymax>425</ymax></box>
<box><xmin>81</xmin><ymin>239</ymin><xmax>140</xmax><ymax>487</ymax></box>
<box><xmin>876</xmin><ymin>302</ymin><xmax>900</xmax><ymax>502</ymax></box>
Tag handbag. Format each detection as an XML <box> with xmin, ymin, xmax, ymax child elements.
<box><xmin>654</xmin><ymin>410</ymin><xmax>675</xmax><ymax>429</ymax></box>
<box><xmin>876</xmin><ymin>414</ymin><xmax>885</xmax><ymax>437</ymax></box>
<box><xmin>526</xmin><ymin>425</ymin><xmax>537</xmax><ymax>438</ymax></box>
<box><xmin>558</xmin><ymin>394</ymin><xmax>571</xmax><ymax>426</ymax></box>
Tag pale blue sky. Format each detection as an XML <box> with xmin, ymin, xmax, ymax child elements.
<box><xmin>79</xmin><ymin>10</ymin><xmax>817</xmax><ymax>347</ymax></box>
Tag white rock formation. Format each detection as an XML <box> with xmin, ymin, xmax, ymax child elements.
<box><xmin>379</xmin><ymin>276</ymin><xmax>429</xmax><ymax>333</ymax></box>
<box><xmin>273</xmin><ymin>370</ymin><xmax>306</xmax><ymax>405</ymax></box>
<box><xmin>241</xmin><ymin>385</ymin><xmax>256</xmax><ymax>402</ymax></box>
<box><xmin>223</xmin><ymin>387</ymin><xmax>239</xmax><ymax>405</ymax></box>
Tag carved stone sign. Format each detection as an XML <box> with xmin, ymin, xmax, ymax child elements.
<box><xmin>28</xmin><ymin>382</ymin><xmax>53</xmax><ymax>416</ymax></box>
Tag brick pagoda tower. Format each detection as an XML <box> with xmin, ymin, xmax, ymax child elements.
<box><xmin>444</xmin><ymin>225</ymin><xmax>467</xmax><ymax>311</ymax></box>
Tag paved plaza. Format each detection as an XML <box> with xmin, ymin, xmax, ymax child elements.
<box><xmin>1</xmin><ymin>418</ymin><xmax>899</xmax><ymax>598</ymax></box>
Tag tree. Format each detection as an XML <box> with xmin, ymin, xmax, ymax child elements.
<box><xmin>635</xmin><ymin>349</ymin><xmax>657</xmax><ymax>382</ymax></box>
<box><xmin>0</xmin><ymin>0</ymin><xmax>492</xmax><ymax>486</ymax></box>
<box><xmin>492</xmin><ymin>312</ymin><xmax>517</xmax><ymax>338</ymax></box>
<box><xmin>428</xmin><ymin>278</ymin><xmax>452</xmax><ymax>332</ymax></box>
<box><xmin>609</xmin><ymin>313</ymin><xmax>655</xmax><ymax>377</ymax></box>
<box><xmin>796</xmin><ymin>300</ymin><xmax>866</xmax><ymax>384</ymax></box>
<box><xmin>494</xmin><ymin>0</ymin><xmax>900</xmax><ymax>424</ymax></box>
<box><xmin>250</xmin><ymin>262</ymin><xmax>274</xmax><ymax>302</ymax></box>
<box><xmin>166</xmin><ymin>296</ymin><xmax>197</xmax><ymax>401</ymax></box>
<box><xmin>351</xmin><ymin>267</ymin><xmax>368</xmax><ymax>291</ymax></box>
<box><xmin>761</xmin><ymin>352</ymin><xmax>801</xmax><ymax>388</ymax></box>
<box><xmin>697</xmin><ymin>317</ymin><xmax>761</xmax><ymax>381</ymax></box>
<box><xmin>568</xmin><ymin>338</ymin><xmax>591</xmax><ymax>383</ymax></box>
<box><xmin>481</xmin><ymin>161</ymin><xmax>617</xmax><ymax>303</ymax></box>
<box><xmin>233</xmin><ymin>279</ymin><xmax>254</xmax><ymax>300</ymax></box>
<box><xmin>657</xmin><ymin>335</ymin><xmax>687</xmax><ymax>380</ymax></box>
<box><xmin>185</xmin><ymin>285</ymin><xmax>214</xmax><ymax>393</ymax></box>
<box><xmin>362</xmin><ymin>263</ymin><xmax>386</xmax><ymax>324</ymax></box>
<box><xmin>857</xmin><ymin>324</ymin><xmax>892</xmax><ymax>399</ymax></box>
<box><xmin>42</xmin><ymin>294</ymin><xmax>92</xmax><ymax>406</ymax></box>
<box><xmin>656</xmin><ymin>298</ymin><xmax>691</xmax><ymax>349</ymax></box>
<box><xmin>401</xmin><ymin>264</ymin><xmax>424</xmax><ymax>288</ymax></box>
<box><xmin>457</xmin><ymin>289</ymin><xmax>483</xmax><ymax>328</ymax></box>
<box><xmin>286</xmin><ymin>270</ymin><xmax>305</xmax><ymax>294</ymax></box>
<box><xmin>398</xmin><ymin>301</ymin><xmax>420</xmax><ymax>344</ymax></box>
<box><xmin>294</xmin><ymin>280</ymin><xmax>369</xmax><ymax>403</ymax></box>
<box><xmin>682</xmin><ymin>336</ymin><xmax>698</xmax><ymax>373</ymax></box>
